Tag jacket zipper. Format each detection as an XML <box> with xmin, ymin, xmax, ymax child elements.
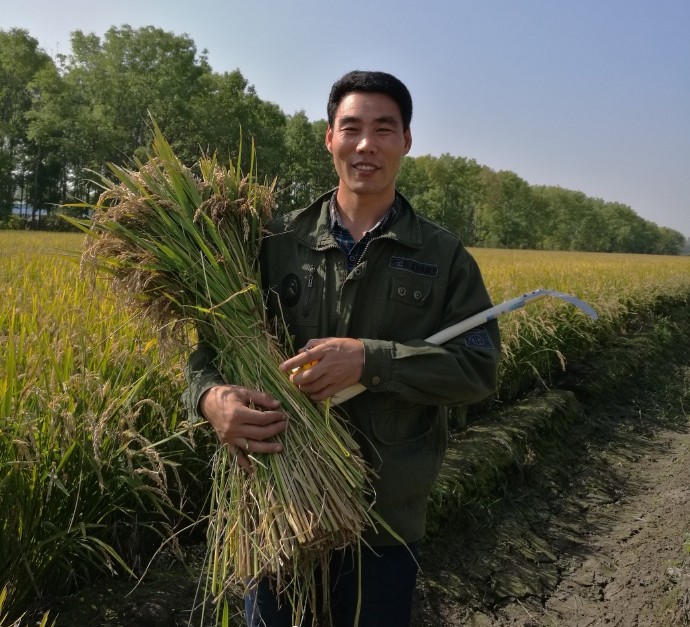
<box><xmin>303</xmin><ymin>264</ymin><xmax>316</xmax><ymax>317</ymax></box>
<box><xmin>357</xmin><ymin>235</ymin><xmax>385</xmax><ymax>270</ymax></box>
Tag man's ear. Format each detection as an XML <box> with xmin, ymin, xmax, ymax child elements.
<box><xmin>325</xmin><ymin>125</ymin><xmax>334</xmax><ymax>154</ymax></box>
<box><xmin>403</xmin><ymin>128</ymin><xmax>412</xmax><ymax>155</ymax></box>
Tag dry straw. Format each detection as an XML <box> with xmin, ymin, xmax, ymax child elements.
<box><xmin>75</xmin><ymin>125</ymin><xmax>377</xmax><ymax>624</ymax></box>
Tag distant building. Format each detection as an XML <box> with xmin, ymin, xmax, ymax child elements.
<box><xmin>12</xmin><ymin>204</ymin><xmax>48</xmax><ymax>220</ymax></box>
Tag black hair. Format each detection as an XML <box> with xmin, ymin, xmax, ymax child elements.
<box><xmin>327</xmin><ymin>70</ymin><xmax>413</xmax><ymax>131</ymax></box>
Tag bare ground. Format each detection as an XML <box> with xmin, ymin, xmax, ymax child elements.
<box><xmin>413</xmin><ymin>352</ymin><xmax>690</xmax><ymax>626</ymax></box>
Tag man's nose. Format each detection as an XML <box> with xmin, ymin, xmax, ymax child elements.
<box><xmin>356</xmin><ymin>132</ymin><xmax>377</xmax><ymax>153</ymax></box>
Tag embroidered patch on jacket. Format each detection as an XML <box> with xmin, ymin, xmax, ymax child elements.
<box><xmin>389</xmin><ymin>256</ymin><xmax>439</xmax><ymax>277</ymax></box>
<box><xmin>462</xmin><ymin>327</ymin><xmax>495</xmax><ymax>350</ymax></box>
<box><xmin>279</xmin><ymin>273</ymin><xmax>301</xmax><ymax>307</ymax></box>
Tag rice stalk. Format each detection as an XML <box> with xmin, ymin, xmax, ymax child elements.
<box><xmin>73</xmin><ymin>123</ymin><xmax>377</xmax><ymax>624</ymax></box>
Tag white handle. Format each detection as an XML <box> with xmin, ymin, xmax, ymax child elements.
<box><xmin>330</xmin><ymin>288</ymin><xmax>597</xmax><ymax>405</ymax></box>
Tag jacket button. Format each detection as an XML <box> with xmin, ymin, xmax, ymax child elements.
<box><xmin>397</xmin><ymin>287</ymin><xmax>407</xmax><ymax>297</ymax></box>
<box><xmin>413</xmin><ymin>290</ymin><xmax>423</xmax><ymax>300</ymax></box>
<box><xmin>371</xmin><ymin>376</ymin><xmax>381</xmax><ymax>386</ymax></box>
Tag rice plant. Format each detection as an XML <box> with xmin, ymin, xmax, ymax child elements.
<box><xmin>472</xmin><ymin>248</ymin><xmax>690</xmax><ymax>399</ymax></box>
<box><xmin>71</xmin><ymin>126</ymin><xmax>378</xmax><ymax>625</ymax></box>
<box><xmin>0</xmin><ymin>587</ymin><xmax>52</xmax><ymax>627</ymax></box>
<box><xmin>0</xmin><ymin>231</ymin><xmax>203</xmax><ymax>619</ymax></box>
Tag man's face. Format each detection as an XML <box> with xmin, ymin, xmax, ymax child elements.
<box><xmin>326</xmin><ymin>92</ymin><xmax>412</xmax><ymax>204</ymax></box>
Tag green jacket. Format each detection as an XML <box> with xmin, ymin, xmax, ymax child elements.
<box><xmin>186</xmin><ymin>190</ymin><xmax>501</xmax><ymax>545</ymax></box>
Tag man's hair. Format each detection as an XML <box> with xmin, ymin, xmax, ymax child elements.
<box><xmin>327</xmin><ymin>70</ymin><xmax>413</xmax><ymax>131</ymax></box>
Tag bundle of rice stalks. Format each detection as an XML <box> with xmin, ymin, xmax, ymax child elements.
<box><xmin>73</xmin><ymin>125</ymin><xmax>376</xmax><ymax>624</ymax></box>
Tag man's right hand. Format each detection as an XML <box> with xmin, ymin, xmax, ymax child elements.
<box><xmin>199</xmin><ymin>385</ymin><xmax>288</xmax><ymax>473</ymax></box>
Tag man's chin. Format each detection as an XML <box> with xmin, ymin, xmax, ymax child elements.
<box><xmin>343</xmin><ymin>179</ymin><xmax>388</xmax><ymax>196</ymax></box>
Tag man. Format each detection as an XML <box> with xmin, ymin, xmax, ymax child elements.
<box><xmin>186</xmin><ymin>70</ymin><xmax>501</xmax><ymax>626</ymax></box>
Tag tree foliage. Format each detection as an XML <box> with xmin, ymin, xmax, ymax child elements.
<box><xmin>397</xmin><ymin>154</ymin><xmax>483</xmax><ymax>244</ymax></box>
<box><xmin>0</xmin><ymin>25</ymin><xmax>685</xmax><ymax>254</ymax></box>
<box><xmin>0</xmin><ymin>28</ymin><xmax>54</xmax><ymax>221</ymax></box>
<box><xmin>277</xmin><ymin>112</ymin><xmax>336</xmax><ymax>213</ymax></box>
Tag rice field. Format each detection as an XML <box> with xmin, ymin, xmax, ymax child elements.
<box><xmin>1</xmin><ymin>231</ymin><xmax>689</xmax><ymax>622</ymax></box>
<box><xmin>473</xmin><ymin>247</ymin><xmax>690</xmax><ymax>397</ymax></box>
<box><xmin>0</xmin><ymin>231</ymin><xmax>210</xmax><ymax>619</ymax></box>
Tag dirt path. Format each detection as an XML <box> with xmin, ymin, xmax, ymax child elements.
<box><xmin>533</xmin><ymin>419</ymin><xmax>690</xmax><ymax>626</ymax></box>
<box><xmin>414</xmin><ymin>359</ymin><xmax>690</xmax><ymax>626</ymax></box>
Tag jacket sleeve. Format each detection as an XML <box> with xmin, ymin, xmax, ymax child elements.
<box><xmin>182</xmin><ymin>342</ymin><xmax>226</xmax><ymax>423</ymax></box>
<box><xmin>359</xmin><ymin>248</ymin><xmax>500</xmax><ymax>406</ymax></box>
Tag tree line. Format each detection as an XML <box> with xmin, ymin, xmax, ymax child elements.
<box><xmin>1</xmin><ymin>26</ymin><xmax>685</xmax><ymax>254</ymax></box>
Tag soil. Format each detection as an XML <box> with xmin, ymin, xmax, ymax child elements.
<box><xmin>30</xmin><ymin>327</ymin><xmax>690</xmax><ymax>627</ymax></box>
<box><xmin>413</xmin><ymin>353</ymin><xmax>690</xmax><ymax>626</ymax></box>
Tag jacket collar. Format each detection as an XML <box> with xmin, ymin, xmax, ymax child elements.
<box><xmin>285</xmin><ymin>189</ymin><xmax>424</xmax><ymax>251</ymax></box>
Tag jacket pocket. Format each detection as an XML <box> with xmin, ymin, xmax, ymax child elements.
<box><xmin>370</xmin><ymin>405</ymin><xmax>445</xmax><ymax>503</ymax></box>
<box><xmin>300</xmin><ymin>263</ymin><xmax>320</xmax><ymax>324</ymax></box>
<box><xmin>389</xmin><ymin>275</ymin><xmax>433</xmax><ymax>307</ymax></box>
<box><xmin>379</xmin><ymin>275</ymin><xmax>437</xmax><ymax>341</ymax></box>
<box><xmin>275</xmin><ymin>261</ymin><xmax>322</xmax><ymax>343</ymax></box>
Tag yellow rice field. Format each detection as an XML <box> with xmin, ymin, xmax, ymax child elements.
<box><xmin>1</xmin><ymin>230</ymin><xmax>689</xmax><ymax>620</ymax></box>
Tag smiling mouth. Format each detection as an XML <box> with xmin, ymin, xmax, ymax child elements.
<box><xmin>353</xmin><ymin>163</ymin><xmax>378</xmax><ymax>172</ymax></box>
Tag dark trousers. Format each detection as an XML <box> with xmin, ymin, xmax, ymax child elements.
<box><xmin>245</xmin><ymin>542</ymin><xmax>419</xmax><ymax>627</ymax></box>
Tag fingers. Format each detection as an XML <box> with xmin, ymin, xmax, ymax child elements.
<box><xmin>224</xmin><ymin>409</ymin><xmax>286</xmax><ymax>446</ymax></box>
<box><xmin>207</xmin><ymin>385</ymin><xmax>287</xmax><ymax>425</ymax></box>
<box><xmin>231</xmin><ymin>422</ymin><xmax>287</xmax><ymax>474</ymax></box>
<box><xmin>281</xmin><ymin>338</ymin><xmax>364</xmax><ymax>401</ymax></box>
<box><xmin>249</xmin><ymin>416</ymin><xmax>289</xmax><ymax>438</ymax></box>
<box><xmin>288</xmin><ymin>366</ymin><xmax>338</xmax><ymax>401</ymax></box>
<box><xmin>234</xmin><ymin>405</ymin><xmax>287</xmax><ymax>428</ymax></box>
<box><xmin>238</xmin><ymin>418</ymin><xmax>288</xmax><ymax>451</ymax></box>
<box><xmin>279</xmin><ymin>350</ymin><xmax>318</xmax><ymax>375</ymax></box>
<box><xmin>240</xmin><ymin>387</ymin><xmax>282</xmax><ymax>411</ymax></box>
<box><xmin>200</xmin><ymin>384</ymin><xmax>288</xmax><ymax>456</ymax></box>
<box><xmin>301</xmin><ymin>339</ymin><xmax>324</xmax><ymax>353</ymax></box>
<box><xmin>233</xmin><ymin>447</ymin><xmax>254</xmax><ymax>474</ymax></box>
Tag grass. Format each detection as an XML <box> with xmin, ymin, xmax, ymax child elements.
<box><xmin>74</xmin><ymin>132</ymin><xmax>379</xmax><ymax>625</ymax></box>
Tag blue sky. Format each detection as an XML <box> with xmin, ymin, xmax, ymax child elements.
<box><xmin>4</xmin><ymin>0</ymin><xmax>689</xmax><ymax>237</ymax></box>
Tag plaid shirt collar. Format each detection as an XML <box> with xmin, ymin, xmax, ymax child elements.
<box><xmin>328</xmin><ymin>192</ymin><xmax>400</xmax><ymax>245</ymax></box>
<box><xmin>328</xmin><ymin>192</ymin><xmax>401</xmax><ymax>271</ymax></box>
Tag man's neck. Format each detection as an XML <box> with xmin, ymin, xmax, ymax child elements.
<box><xmin>335</xmin><ymin>188</ymin><xmax>396</xmax><ymax>242</ymax></box>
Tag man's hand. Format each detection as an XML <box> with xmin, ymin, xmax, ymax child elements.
<box><xmin>199</xmin><ymin>385</ymin><xmax>287</xmax><ymax>473</ymax></box>
<box><xmin>279</xmin><ymin>337</ymin><xmax>364</xmax><ymax>402</ymax></box>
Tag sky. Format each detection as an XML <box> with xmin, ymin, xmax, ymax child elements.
<box><xmin>4</xmin><ymin>0</ymin><xmax>689</xmax><ymax>237</ymax></box>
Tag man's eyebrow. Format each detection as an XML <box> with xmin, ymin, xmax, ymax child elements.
<box><xmin>336</xmin><ymin>115</ymin><xmax>401</xmax><ymax>127</ymax></box>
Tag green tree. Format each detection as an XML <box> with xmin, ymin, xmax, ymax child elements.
<box><xmin>59</xmin><ymin>26</ymin><xmax>212</xmax><ymax>166</ymax></box>
<box><xmin>477</xmin><ymin>169</ymin><xmax>539</xmax><ymax>248</ymax></box>
<box><xmin>277</xmin><ymin>111</ymin><xmax>335</xmax><ymax>212</ymax></box>
<box><xmin>398</xmin><ymin>154</ymin><xmax>483</xmax><ymax>244</ymax></box>
<box><xmin>532</xmin><ymin>187</ymin><xmax>612</xmax><ymax>251</ymax></box>
<box><xmin>26</xmin><ymin>25</ymin><xmax>219</xmax><ymax>215</ymax></box>
<box><xmin>396</xmin><ymin>155</ymin><xmax>430</xmax><ymax>202</ymax></box>
<box><xmin>189</xmin><ymin>69</ymin><xmax>287</xmax><ymax>177</ymax></box>
<box><xmin>0</xmin><ymin>28</ymin><xmax>54</xmax><ymax>219</ymax></box>
<box><xmin>655</xmin><ymin>227</ymin><xmax>686</xmax><ymax>255</ymax></box>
